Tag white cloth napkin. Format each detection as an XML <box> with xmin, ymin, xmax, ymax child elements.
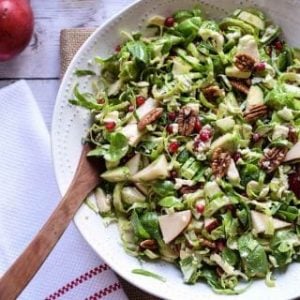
<box><xmin>0</xmin><ymin>81</ymin><xmax>127</xmax><ymax>300</ymax></box>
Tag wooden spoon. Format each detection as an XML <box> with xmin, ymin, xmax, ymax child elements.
<box><xmin>0</xmin><ymin>144</ymin><xmax>102</xmax><ymax>300</ymax></box>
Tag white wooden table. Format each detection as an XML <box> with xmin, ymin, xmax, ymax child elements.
<box><xmin>0</xmin><ymin>0</ymin><xmax>135</xmax><ymax>129</ymax></box>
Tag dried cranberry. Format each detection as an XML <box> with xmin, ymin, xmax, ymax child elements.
<box><xmin>166</xmin><ymin>124</ymin><xmax>174</xmax><ymax>134</ymax></box>
<box><xmin>216</xmin><ymin>239</ymin><xmax>226</xmax><ymax>252</ymax></box>
<box><xmin>226</xmin><ymin>204</ymin><xmax>235</xmax><ymax>212</ymax></box>
<box><xmin>199</xmin><ymin>130</ymin><xmax>212</xmax><ymax>142</ymax></box>
<box><xmin>170</xmin><ymin>170</ymin><xmax>177</xmax><ymax>178</ymax></box>
<box><xmin>194</xmin><ymin>118</ymin><xmax>202</xmax><ymax>133</ymax></box>
<box><xmin>196</xmin><ymin>203</ymin><xmax>205</xmax><ymax>213</ymax></box>
<box><xmin>136</xmin><ymin>95</ymin><xmax>146</xmax><ymax>106</ymax></box>
<box><xmin>226</xmin><ymin>204</ymin><xmax>236</xmax><ymax>217</ymax></box>
<box><xmin>232</xmin><ymin>152</ymin><xmax>241</xmax><ymax>162</ymax></box>
<box><xmin>205</xmin><ymin>220</ymin><xmax>219</xmax><ymax>233</ymax></box>
<box><xmin>105</xmin><ymin>121</ymin><xmax>116</xmax><ymax>131</ymax></box>
<box><xmin>274</xmin><ymin>40</ymin><xmax>284</xmax><ymax>51</ymax></box>
<box><xmin>128</xmin><ymin>105</ymin><xmax>134</xmax><ymax>112</ymax></box>
<box><xmin>115</xmin><ymin>44</ymin><xmax>121</xmax><ymax>52</ymax></box>
<box><xmin>288</xmin><ymin>171</ymin><xmax>300</xmax><ymax>199</ymax></box>
<box><xmin>168</xmin><ymin>111</ymin><xmax>177</xmax><ymax>121</ymax></box>
<box><xmin>164</xmin><ymin>16</ymin><xmax>175</xmax><ymax>27</ymax></box>
<box><xmin>252</xmin><ymin>133</ymin><xmax>261</xmax><ymax>143</ymax></box>
<box><xmin>254</xmin><ymin>62</ymin><xmax>266</xmax><ymax>72</ymax></box>
<box><xmin>168</xmin><ymin>141</ymin><xmax>180</xmax><ymax>154</ymax></box>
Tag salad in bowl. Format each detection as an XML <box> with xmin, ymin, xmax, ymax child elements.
<box><xmin>70</xmin><ymin>6</ymin><xmax>300</xmax><ymax>294</ymax></box>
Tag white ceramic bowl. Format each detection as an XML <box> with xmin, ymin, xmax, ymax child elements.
<box><xmin>52</xmin><ymin>0</ymin><xmax>300</xmax><ymax>299</ymax></box>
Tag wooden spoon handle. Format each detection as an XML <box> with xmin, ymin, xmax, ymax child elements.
<box><xmin>0</xmin><ymin>147</ymin><xmax>100</xmax><ymax>300</ymax></box>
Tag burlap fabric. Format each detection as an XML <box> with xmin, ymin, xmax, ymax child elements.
<box><xmin>60</xmin><ymin>28</ymin><xmax>161</xmax><ymax>300</ymax></box>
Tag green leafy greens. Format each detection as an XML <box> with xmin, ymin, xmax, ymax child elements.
<box><xmin>70</xmin><ymin>6</ymin><xmax>300</xmax><ymax>295</ymax></box>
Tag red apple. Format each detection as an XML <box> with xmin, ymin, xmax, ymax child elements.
<box><xmin>0</xmin><ymin>0</ymin><xmax>34</xmax><ymax>61</ymax></box>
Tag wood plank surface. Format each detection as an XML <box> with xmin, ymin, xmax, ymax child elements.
<box><xmin>0</xmin><ymin>0</ymin><xmax>134</xmax><ymax>79</ymax></box>
<box><xmin>0</xmin><ymin>0</ymin><xmax>136</xmax><ymax>127</ymax></box>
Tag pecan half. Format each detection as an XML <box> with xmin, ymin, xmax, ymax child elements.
<box><xmin>202</xmin><ymin>85</ymin><xmax>224</xmax><ymax>102</ymax></box>
<box><xmin>139</xmin><ymin>240</ymin><xmax>157</xmax><ymax>250</ymax></box>
<box><xmin>139</xmin><ymin>239</ymin><xmax>158</xmax><ymax>250</ymax></box>
<box><xmin>229</xmin><ymin>79</ymin><xmax>250</xmax><ymax>94</ymax></box>
<box><xmin>234</xmin><ymin>53</ymin><xmax>256</xmax><ymax>72</ymax></box>
<box><xmin>211</xmin><ymin>148</ymin><xmax>231</xmax><ymax>178</ymax></box>
<box><xmin>244</xmin><ymin>104</ymin><xmax>268</xmax><ymax>123</ymax></box>
<box><xmin>137</xmin><ymin>107</ymin><xmax>163</xmax><ymax>131</ymax></box>
<box><xmin>179</xmin><ymin>183</ymin><xmax>201</xmax><ymax>195</ymax></box>
<box><xmin>259</xmin><ymin>147</ymin><xmax>288</xmax><ymax>173</ymax></box>
<box><xmin>178</xmin><ymin>106</ymin><xmax>197</xmax><ymax>136</ymax></box>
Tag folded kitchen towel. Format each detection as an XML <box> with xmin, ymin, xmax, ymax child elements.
<box><xmin>60</xmin><ymin>28</ymin><xmax>160</xmax><ymax>300</ymax></box>
<box><xmin>0</xmin><ymin>80</ymin><xmax>127</xmax><ymax>300</ymax></box>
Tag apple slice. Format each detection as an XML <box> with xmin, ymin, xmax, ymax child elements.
<box><xmin>121</xmin><ymin>187</ymin><xmax>146</xmax><ymax>205</ymax></box>
<box><xmin>125</xmin><ymin>153</ymin><xmax>141</xmax><ymax>175</ymax></box>
<box><xmin>121</xmin><ymin>123</ymin><xmax>143</xmax><ymax>147</ymax></box>
<box><xmin>148</xmin><ymin>15</ymin><xmax>165</xmax><ymax>27</ymax></box>
<box><xmin>95</xmin><ymin>188</ymin><xmax>111</xmax><ymax>214</ymax></box>
<box><xmin>284</xmin><ymin>141</ymin><xmax>300</xmax><ymax>163</ymax></box>
<box><xmin>246</xmin><ymin>86</ymin><xmax>264</xmax><ymax>108</ymax></box>
<box><xmin>251</xmin><ymin>210</ymin><xmax>291</xmax><ymax>234</ymax></box>
<box><xmin>128</xmin><ymin>97</ymin><xmax>158</xmax><ymax>124</ymax></box>
<box><xmin>131</xmin><ymin>154</ymin><xmax>169</xmax><ymax>182</ymax></box>
<box><xmin>158</xmin><ymin>210</ymin><xmax>192</xmax><ymax>244</ymax></box>
<box><xmin>226</xmin><ymin>159</ymin><xmax>240</xmax><ymax>185</ymax></box>
<box><xmin>134</xmin><ymin>182</ymin><xmax>149</xmax><ymax>195</ymax></box>
<box><xmin>237</xmin><ymin>35</ymin><xmax>260</xmax><ymax>61</ymax></box>
<box><xmin>136</xmin><ymin>98</ymin><xmax>158</xmax><ymax>118</ymax></box>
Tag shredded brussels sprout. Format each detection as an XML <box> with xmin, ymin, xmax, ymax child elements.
<box><xmin>71</xmin><ymin>6</ymin><xmax>300</xmax><ymax>294</ymax></box>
